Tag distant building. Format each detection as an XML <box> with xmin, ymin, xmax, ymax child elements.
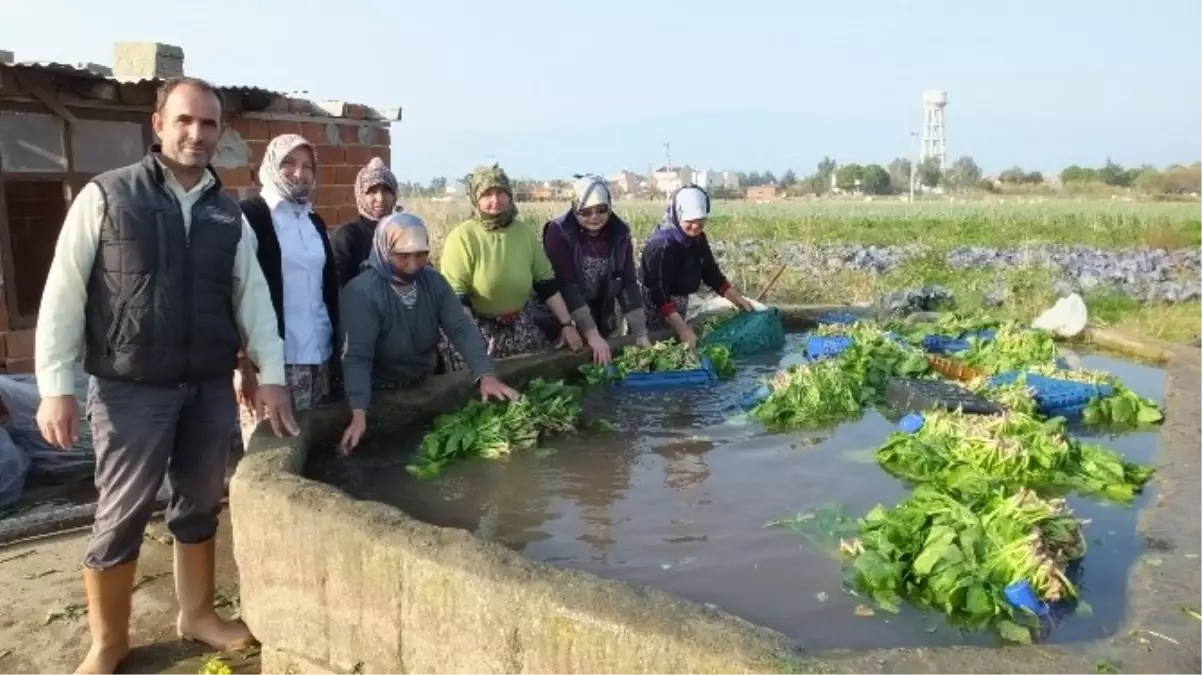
<box><xmin>745</xmin><ymin>185</ymin><xmax>779</xmax><ymax>201</ymax></box>
<box><xmin>695</xmin><ymin>169</ymin><xmax>740</xmax><ymax>192</ymax></box>
<box><xmin>607</xmin><ymin>169</ymin><xmax>643</xmax><ymax>195</ymax></box>
<box><xmin>446</xmin><ymin>181</ymin><xmax>467</xmax><ymax>197</ymax></box>
<box><xmin>652</xmin><ymin>165</ymin><xmax>695</xmax><ymax>194</ymax></box>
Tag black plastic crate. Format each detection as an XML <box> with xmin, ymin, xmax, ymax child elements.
<box><xmin>885</xmin><ymin>378</ymin><xmax>1005</xmax><ymax>416</ymax></box>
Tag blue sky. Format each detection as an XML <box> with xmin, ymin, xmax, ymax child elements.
<box><xmin>3</xmin><ymin>0</ymin><xmax>1199</xmax><ymax>182</ymax></box>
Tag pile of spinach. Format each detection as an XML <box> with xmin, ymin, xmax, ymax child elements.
<box><xmin>845</xmin><ymin>482</ymin><xmax>1087</xmax><ymax>644</ymax></box>
<box><xmin>579</xmin><ymin>341</ymin><xmax>736</xmax><ymax>384</ymax></box>
<box><xmin>749</xmin><ymin>325</ymin><xmax>930</xmax><ymax>430</ymax></box>
<box><xmin>968</xmin><ymin>365</ymin><xmax>1165</xmax><ymax>430</ymax></box>
<box><xmin>875</xmin><ymin>410</ymin><xmax>1155</xmax><ymax>505</ymax></box>
<box><xmin>406</xmin><ymin>378</ymin><xmax>582</xmax><ymax>479</ymax></box>
<box><xmin>959</xmin><ymin>323</ymin><xmax>1059</xmax><ymax>375</ymax></box>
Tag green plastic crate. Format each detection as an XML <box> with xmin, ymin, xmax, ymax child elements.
<box><xmin>700</xmin><ymin>308</ymin><xmax>786</xmax><ymax>357</ymax></box>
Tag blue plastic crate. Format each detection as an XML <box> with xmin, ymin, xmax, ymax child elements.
<box><xmin>817</xmin><ymin>311</ymin><xmax>861</xmax><ymax>326</ymax></box>
<box><xmin>988</xmin><ymin>371</ymin><xmax>1114</xmax><ymax>418</ymax></box>
<box><xmin>607</xmin><ymin>357</ymin><xmax>718</xmax><ymax>389</ymax></box>
<box><xmin>805</xmin><ymin>335</ymin><xmax>854</xmax><ymax>361</ymax></box>
<box><xmin>921</xmin><ymin>328</ymin><xmax>997</xmax><ymax>355</ymax></box>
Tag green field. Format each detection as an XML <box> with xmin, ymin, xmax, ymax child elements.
<box><xmin>407</xmin><ymin>198</ymin><xmax>1201</xmax><ymax>344</ymax></box>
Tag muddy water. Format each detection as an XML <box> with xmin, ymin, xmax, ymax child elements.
<box><xmin>309</xmin><ymin>340</ymin><xmax>1165</xmax><ymax>651</ymax></box>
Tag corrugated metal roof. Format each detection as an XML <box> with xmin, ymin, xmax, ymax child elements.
<box><xmin>4</xmin><ymin>60</ymin><xmax>284</xmax><ymax>96</ymax></box>
<box><xmin>0</xmin><ymin>60</ymin><xmax>399</xmax><ymax>121</ymax></box>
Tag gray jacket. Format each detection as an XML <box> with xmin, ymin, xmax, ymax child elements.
<box><xmin>340</xmin><ymin>266</ymin><xmax>493</xmax><ymax>410</ymax></box>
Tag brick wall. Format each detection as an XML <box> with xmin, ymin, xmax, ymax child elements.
<box><xmin>0</xmin><ymin>111</ymin><xmax>392</xmax><ymax>376</ymax></box>
<box><xmin>217</xmin><ymin>114</ymin><xmax>392</xmax><ymax>226</ymax></box>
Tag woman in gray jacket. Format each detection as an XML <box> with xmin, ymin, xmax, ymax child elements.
<box><xmin>338</xmin><ymin>212</ymin><xmax>518</xmax><ymax>454</ymax></box>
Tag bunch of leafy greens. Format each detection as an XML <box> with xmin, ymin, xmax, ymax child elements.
<box><xmin>967</xmin><ymin>366</ymin><xmax>1164</xmax><ymax>430</ymax></box>
<box><xmin>959</xmin><ymin>323</ymin><xmax>1059</xmax><ymax>375</ymax></box>
<box><xmin>578</xmin><ymin>341</ymin><xmax>736</xmax><ymax>384</ymax></box>
<box><xmin>406</xmin><ymin>379</ymin><xmax>581</xmax><ymax>479</ymax></box>
<box><xmin>884</xmin><ymin>313</ymin><xmax>1002</xmax><ymax>347</ymax></box>
<box><xmin>749</xmin><ymin>325</ymin><xmax>930</xmax><ymax>429</ymax></box>
<box><xmin>875</xmin><ymin>410</ymin><xmax>1155</xmax><ymax>504</ymax></box>
<box><xmin>844</xmin><ymin>482</ymin><xmax>1086</xmax><ymax>644</ymax></box>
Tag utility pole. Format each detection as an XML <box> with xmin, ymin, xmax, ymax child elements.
<box><xmin>663</xmin><ymin>142</ymin><xmax>672</xmax><ymax>169</ymax></box>
<box><xmin>909</xmin><ymin>132</ymin><xmax>919</xmax><ymax>202</ymax></box>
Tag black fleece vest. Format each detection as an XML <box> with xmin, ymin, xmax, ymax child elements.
<box><xmin>83</xmin><ymin>152</ymin><xmax>242</xmax><ymax>384</ymax></box>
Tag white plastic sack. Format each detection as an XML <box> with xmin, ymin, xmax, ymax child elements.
<box><xmin>0</xmin><ymin>374</ymin><xmax>93</xmax><ymax>479</ymax></box>
<box><xmin>0</xmin><ymin>425</ymin><xmax>29</xmax><ymax>507</ymax></box>
<box><xmin>1032</xmin><ymin>293</ymin><xmax>1089</xmax><ymax>338</ymax></box>
<box><xmin>687</xmin><ymin>294</ymin><xmax>768</xmax><ymax>321</ymax></box>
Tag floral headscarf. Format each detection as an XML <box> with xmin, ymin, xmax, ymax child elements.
<box><xmin>258</xmin><ymin>134</ymin><xmax>316</xmax><ymax>203</ymax></box>
<box><xmin>468</xmin><ymin>164</ymin><xmax>518</xmax><ymax>230</ymax></box>
<box><xmin>354</xmin><ymin>157</ymin><xmax>399</xmax><ymax>220</ymax></box>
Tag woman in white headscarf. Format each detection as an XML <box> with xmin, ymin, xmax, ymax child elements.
<box><xmin>236</xmin><ymin>134</ymin><xmax>340</xmax><ymax>445</ymax></box>
<box><xmin>533</xmin><ymin>174</ymin><xmax>650</xmax><ymax>360</ymax></box>
<box><xmin>639</xmin><ymin>184</ymin><xmax>756</xmax><ymax>347</ymax></box>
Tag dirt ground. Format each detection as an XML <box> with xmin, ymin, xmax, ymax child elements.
<box><xmin>0</xmin><ymin>511</ymin><xmax>260</xmax><ymax>675</ymax></box>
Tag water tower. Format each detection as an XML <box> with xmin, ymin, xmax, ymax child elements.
<box><xmin>921</xmin><ymin>90</ymin><xmax>947</xmax><ymax>170</ymax></box>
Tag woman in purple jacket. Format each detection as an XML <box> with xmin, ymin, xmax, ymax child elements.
<box><xmin>533</xmin><ymin>175</ymin><xmax>651</xmax><ymax>362</ymax></box>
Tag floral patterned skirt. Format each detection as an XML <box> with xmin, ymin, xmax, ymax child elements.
<box><xmin>643</xmin><ymin>292</ymin><xmax>690</xmax><ymax>333</ymax></box>
<box><xmin>439</xmin><ymin>302</ymin><xmax>552</xmax><ymax>372</ymax></box>
<box><xmin>237</xmin><ymin>362</ymin><xmax>330</xmax><ymax>446</ymax></box>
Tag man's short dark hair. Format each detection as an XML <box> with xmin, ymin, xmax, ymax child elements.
<box><xmin>155</xmin><ymin>76</ymin><xmax>226</xmax><ymax>117</ymax></box>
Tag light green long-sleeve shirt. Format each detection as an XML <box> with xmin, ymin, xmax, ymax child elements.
<box><xmin>35</xmin><ymin>164</ymin><xmax>286</xmax><ymax>396</ymax></box>
<box><xmin>438</xmin><ymin>219</ymin><xmax>554</xmax><ymax>317</ymax></box>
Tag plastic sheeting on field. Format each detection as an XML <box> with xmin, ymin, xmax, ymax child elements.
<box><xmin>0</xmin><ymin>374</ymin><xmax>94</xmax><ymax>506</ymax></box>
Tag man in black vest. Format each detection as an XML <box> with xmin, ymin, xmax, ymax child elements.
<box><xmin>34</xmin><ymin>76</ymin><xmax>298</xmax><ymax>674</ymax></box>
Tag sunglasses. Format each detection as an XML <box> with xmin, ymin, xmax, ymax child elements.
<box><xmin>577</xmin><ymin>205</ymin><xmax>610</xmax><ymax>218</ymax></box>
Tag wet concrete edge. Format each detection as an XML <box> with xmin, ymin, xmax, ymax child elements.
<box><xmin>51</xmin><ymin>306</ymin><xmax>1202</xmax><ymax>672</ymax></box>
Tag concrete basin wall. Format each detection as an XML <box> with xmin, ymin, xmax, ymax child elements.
<box><xmin>229</xmin><ymin>306</ymin><xmax>1202</xmax><ymax>674</ymax></box>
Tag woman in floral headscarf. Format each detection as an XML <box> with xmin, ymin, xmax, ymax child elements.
<box><xmin>532</xmin><ymin>174</ymin><xmax>650</xmax><ymax>358</ymax></box>
<box><xmin>338</xmin><ymin>212</ymin><xmax>518</xmax><ymax>454</ymax></box>
<box><xmin>437</xmin><ymin>164</ymin><xmax>584</xmax><ymax>368</ymax></box>
<box><xmin>330</xmin><ymin>157</ymin><xmax>399</xmax><ymax>287</ymax></box>
<box><xmin>236</xmin><ymin>134</ymin><xmax>339</xmax><ymax>445</ymax></box>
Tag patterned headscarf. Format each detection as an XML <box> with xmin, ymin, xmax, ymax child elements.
<box><xmin>258</xmin><ymin>134</ymin><xmax>316</xmax><ymax>204</ymax></box>
<box><xmin>571</xmin><ymin>174</ymin><xmax>611</xmax><ymax>211</ymax></box>
<box><xmin>367</xmin><ymin>212</ymin><xmax>430</xmax><ymax>284</ymax></box>
<box><xmin>468</xmin><ymin>164</ymin><xmax>518</xmax><ymax>230</ymax></box>
<box><xmin>354</xmin><ymin>157</ymin><xmax>399</xmax><ymax>220</ymax></box>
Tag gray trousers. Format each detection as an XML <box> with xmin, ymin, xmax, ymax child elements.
<box><xmin>84</xmin><ymin>376</ymin><xmax>236</xmax><ymax>570</ymax></box>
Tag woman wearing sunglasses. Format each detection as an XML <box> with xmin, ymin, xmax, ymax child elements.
<box><xmin>640</xmin><ymin>184</ymin><xmax>757</xmax><ymax>347</ymax></box>
<box><xmin>533</xmin><ymin>175</ymin><xmax>650</xmax><ymax>362</ymax></box>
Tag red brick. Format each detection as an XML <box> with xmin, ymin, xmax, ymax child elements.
<box><xmin>334</xmin><ymin>166</ymin><xmax>360</xmax><ymax>185</ymax></box>
<box><xmin>345</xmin><ymin>104</ymin><xmax>367</xmax><ymax>120</ymax></box>
<box><xmin>268</xmin><ymin>120</ymin><xmax>302</xmax><ymax>138</ymax></box>
<box><xmin>315</xmin><ymin>207</ymin><xmax>340</xmax><ymax>224</ymax></box>
<box><xmin>317</xmin><ymin>165</ymin><xmax>338</xmax><ymax>185</ymax></box>
<box><xmin>217</xmin><ymin>168</ymin><xmax>255</xmax><ymax>189</ymax></box>
<box><xmin>5</xmin><ymin>358</ymin><xmax>33</xmax><ymax>374</ymax></box>
<box><xmin>314</xmin><ymin>144</ymin><xmax>344</xmax><ymax>165</ymax></box>
<box><xmin>336</xmin><ymin>206</ymin><xmax>360</xmax><ymax>222</ymax></box>
<box><xmin>6</xmin><ymin>329</ymin><xmax>35</xmax><ymax>360</ymax></box>
<box><xmin>301</xmin><ymin>122</ymin><xmax>324</xmax><ymax>142</ymax></box>
<box><xmin>377</xmin><ymin>128</ymin><xmax>391</xmax><ymax>146</ymax></box>
<box><xmin>231</xmin><ymin>117</ymin><xmax>270</xmax><ymax>141</ymax></box>
<box><xmin>370</xmin><ymin>146</ymin><xmax>391</xmax><ymax>165</ymax></box>
<box><xmin>0</xmin><ymin>295</ymin><xmax>10</xmax><ymax>331</ymax></box>
<box><xmin>343</xmin><ymin>146</ymin><xmax>370</xmax><ymax>166</ymax></box>
<box><xmin>0</xmin><ymin>335</ymin><xmax>7</xmax><ymax>362</ymax></box>
<box><xmin>247</xmin><ymin>140</ymin><xmax>267</xmax><ymax>165</ymax></box>
<box><xmin>338</xmin><ymin>125</ymin><xmax>358</xmax><ymax>145</ymax></box>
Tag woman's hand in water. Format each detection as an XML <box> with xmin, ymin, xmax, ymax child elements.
<box><xmin>560</xmin><ymin>325</ymin><xmax>584</xmax><ymax>351</ymax></box>
<box><xmin>585</xmin><ymin>331</ymin><xmax>612</xmax><ymax>365</ymax></box>
<box><xmin>339</xmin><ymin>410</ymin><xmax>367</xmax><ymax>456</ymax></box>
<box><xmin>479</xmin><ymin>374</ymin><xmax>520</xmax><ymax>402</ymax></box>
<box><xmin>678</xmin><ymin>326</ymin><xmax>699</xmax><ymax>349</ymax></box>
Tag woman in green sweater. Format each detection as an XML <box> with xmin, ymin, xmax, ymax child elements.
<box><xmin>439</xmin><ymin>164</ymin><xmax>601</xmax><ymax>369</ymax></box>
<box><xmin>338</xmin><ymin>212</ymin><xmax>518</xmax><ymax>454</ymax></box>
